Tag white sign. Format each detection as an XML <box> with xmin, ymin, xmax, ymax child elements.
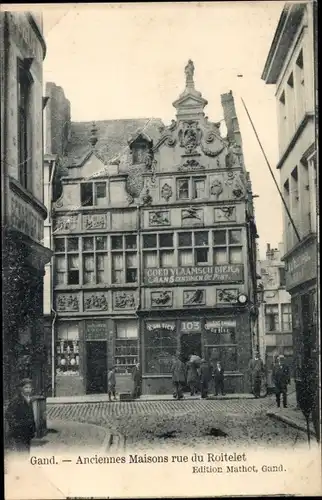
<box><xmin>146</xmin><ymin>322</ymin><xmax>176</xmax><ymax>331</ymax></box>
<box><xmin>205</xmin><ymin>320</ymin><xmax>236</xmax><ymax>330</ymax></box>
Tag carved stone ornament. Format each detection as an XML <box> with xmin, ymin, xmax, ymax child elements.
<box><xmin>54</xmin><ymin>215</ymin><xmax>78</xmax><ymax>233</ymax></box>
<box><xmin>178</xmin><ymin>159</ymin><xmax>204</xmax><ymax>171</ymax></box>
<box><xmin>226</xmin><ymin>142</ymin><xmax>243</xmax><ymax>168</ymax></box>
<box><xmin>126</xmin><ymin>164</ymin><xmax>145</xmax><ymax>202</ymax></box>
<box><xmin>144</xmin><ymin>149</ymin><xmax>154</xmax><ymax>170</ymax></box>
<box><xmin>83</xmin><ymin>214</ymin><xmax>107</xmax><ymax>230</ymax></box>
<box><xmin>183</xmin><ymin>289</ymin><xmax>205</xmax><ymax>306</ymax></box>
<box><xmin>217</xmin><ymin>289</ymin><xmax>239</xmax><ymax>304</ymax></box>
<box><xmin>178</xmin><ymin>120</ymin><xmax>202</xmax><ymax>154</ymax></box>
<box><xmin>114</xmin><ymin>291</ymin><xmax>135</xmax><ymax>309</ymax></box>
<box><xmin>84</xmin><ymin>294</ymin><xmax>108</xmax><ymax>311</ymax></box>
<box><xmin>225</xmin><ymin>171</ymin><xmax>236</xmax><ymax>186</ymax></box>
<box><xmin>161</xmin><ymin>183</ymin><xmax>173</xmax><ymax>202</ymax></box>
<box><xmin>232</xmin><ymin>177</ymin><xmax>245</xmax><ymax>199</ymax></box>
<box><xmin>149</xmin><ymin>211</ymin><xmax>170</xmax><ymax>226</ymax></box>
<box><xmin>182</xmin><ymin>207</ymin><xmax>203</xmax><ymax>224</ymax></box>
<box><xmin>56</xmin><ymin>294</ymin><xmax>79</xmax><ymax>312</ymax></box>
<box><xmin>142</xmin><ymin>188</ymin><xmax>153</xmax><ymax>206</ymax></box>
<box><xmin>151</xmin><ymin>291</ymin><xmax>173</xmax><ymax>307</ymax></box>
<box><xmin>210</xmin><ymin>179</ymin><xmax>223</xmax><ymax>199</ymax></box>
<box><xmin>214</xmin><ymin>206</ymin><xmax>236</xmax><ymax>222</ymax></box>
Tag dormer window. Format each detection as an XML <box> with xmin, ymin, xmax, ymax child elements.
<box><xmin>129</xmin><ymin>133</ymin><xmax>153</xmax><ymax>165</ymax></box>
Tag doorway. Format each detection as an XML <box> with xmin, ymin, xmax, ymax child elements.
<box><xmin>180</xmin><ymin>333</ymin><xmax>202</xmax><ymax>363</ymax></box>
<box><xmin>86</xmin><ymin>341</ymin><xmax>107</xmax><ymax>394</ymax></box>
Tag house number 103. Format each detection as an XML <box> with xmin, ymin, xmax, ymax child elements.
<box><xmin>180</xmin><ymin>321</ymin><xmax>201</xmax><ymax>333</ymax></box>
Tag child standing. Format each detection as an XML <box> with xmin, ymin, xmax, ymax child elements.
<box><xmin>108</xmin><ymin>366</ymin><xmax>116</xmax><ymax>401</ymax></box>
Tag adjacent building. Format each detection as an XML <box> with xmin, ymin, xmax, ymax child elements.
<box><xmin>257</xmin><ymin>243</ymin><xmax>292</xmax><ymax>387</ymax></box>
<box><xmin>46</xmin><ymin>62</ymin><xmax>259</xmax><ymax>397</ymax></box>
<box><xmin>262</xmin><ymin>3</ymin><xmax>318</xmax><ymax>417</ymax></box>
<box><xmin>1</xmin><ymin>12</ymin><xmax>52</xmax><ymax>401</ymax></box>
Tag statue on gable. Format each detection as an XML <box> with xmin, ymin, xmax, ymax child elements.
<box><xmin>185</xmin><ymin>59</ymin><xmax>195</xmax><ymax>87</ymax></box>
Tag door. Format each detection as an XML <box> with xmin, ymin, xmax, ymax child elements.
<box><xmin>180</xmin><ymin>333</ymin><xmax>202</xmax><ymax>363</ymax></box>
<box><xmin>86</xmin><ymin>341</ymin><xmax>107</xmax><ymax>394</ymax></box>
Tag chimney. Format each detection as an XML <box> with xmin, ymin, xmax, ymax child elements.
<box><xmin>220</xmin><ymin>90</ymin><xmax>242</xmax><ymax>147</ymax></box>
<box><xmin>266</xmin><ymin>243</ymin><xmax>271</xmax><ymax>259</ymax></box>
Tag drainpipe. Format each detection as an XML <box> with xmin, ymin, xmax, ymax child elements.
<box><xmin>51</xmin><ymin>308</ymin><xmax>57</xmax><ymax>396</ymax></box>
<box><xmin>49</xmin><ymin>158</ymin><xmax>57</xmax><ymax>396</ymax></box>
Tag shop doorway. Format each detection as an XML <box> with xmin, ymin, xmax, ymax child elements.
<box><xmin>86</xmin><ymin>341</ymin><xmax>107</xmax><ymax>394</ymax></box>
<box><xmin>180</xmin><ymin>333</ymin><xmax>202</xmax><ymax>363</ymax></box>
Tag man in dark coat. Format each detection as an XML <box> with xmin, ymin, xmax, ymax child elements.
<box><xmin>272</xmin><ymin>355</ymin><xmax>290</xmax><ymax>408</ymax></box>
<box><xmin>5</xmin><ymin>378</ymin><xmax>36</xmax><ymax>454</ymax></box>
<box><xmin>132</xmin><ymin>363</ymin><xmax>142</xmax><ymax>399</ymax></box>
<box><xmin>213</xmin><ymin>361</ymin><xmax>225</xmax><ymax>396</ymax></box>
<box><xmin>186</xmin><ymin>360</ymin><xmax>199</xmax><ymax>396</ymax></box>
<box><xmin>171</xmin><ymin>355</ymin><xmax>186</xmax><ymax>400</ymax></box>
<box><xmin>200</xmin><ymin>358</ymin><xmax>212</xmax><ymax>399</ymax></box>
<box><xmin>248</xmin><ymin>352</ymin><xmax>264</xmax><ymax>398</ymax></box>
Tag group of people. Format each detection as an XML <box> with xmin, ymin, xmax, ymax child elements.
<box><xmin>107</xmin><ymin>363</ymin><xmax>142</xmax><ymax>402</ymax></box>
<box><xmin>171</xmin><ymin>354</ymin><xmax>225</xmax><ymax>400</ymax></box>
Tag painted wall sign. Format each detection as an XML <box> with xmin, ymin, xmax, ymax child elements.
<box><xmin>10</xmin><ymin>192</ymin><xmax>44</xmax><ymax>242</ymax></box>
<box><xmin>205</xmin><ymin>320</ymin><xmax>236</xmax><ymax>330</ymax></box>
<box><xmin>144</xmin><ymin>265</ymin><xmax>243</xmax><ymax>285</ymax></box>
<box><xmin>285</xmin><ymin>240</ymin><xmax>317</xmax><ymax>290</ymax></box>
<box><xmin>146</xmin><ymin>322</ymin><xmax>176</xmax><ymax>332</ymax></box>
<box><xmin>180</xmin><ymin>320</ymin><xmax>202</xmax><ymax>333</ymax></box>
<box><xmin>85</xmin><ymin>321</ymin><xmax>107</xmax><ymax>340</ymax></box>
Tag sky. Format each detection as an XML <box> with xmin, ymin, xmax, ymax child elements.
<box><xmin>39</xmin><ymin>1</ymin><xmax>285</xmax><ymax>260</ymax></box>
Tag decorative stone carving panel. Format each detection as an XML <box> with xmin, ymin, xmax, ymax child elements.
<box><xmin>214</xmin><ymin>206</ymin><xmax>236</xmax><ymax>223</ymax></box>
<box><xmin>216</xmin><ymin>288</ymin><xmax>239</xmax><ymax>304</ymax></box>
<box><xmin>181</xmin><ymin>207</ymin><xmax>204</xmax><ymax>226</ymax></box>
<box><xmin>113</xmin><ymin>291</ymin><xmax>136</xmax><ymax>310</ymax></box>
<box><xmin>84</xmin><ymin>292</ymin><xmax>109</xmax><ymax>311</ymax></box>
<box><xmin>151</xmin><ymin>291</ymin><xmax>173</xmax><ymax>308</ymax></box>
<box><xmin>160</xmin><ymin>182</ymin><xmax>173</xmax><ymax>202</ymax></box>
<box><xmin>56</xmin><ymin>293</ymin><xmax>80</xmax><ymax>312</ymax></box>
<box><xmin>149</xmin><ymin>210</ymin><xmax>170</xmax><ymax>227</ymax></box>
<box><xmin>178</xmin><ymin>159</ymin><xmax>204</xmax><ymax>171</ymax></box>
<box><xmin>82</xmin><ymin>213</ymin><xmax>108</xmax><ymax>230</ymax></box>
<box><xmin>183</xmin><ymin>289</ymin><xmax>205</xmax><ymax>306</ymax></box>
<box><xmin>54</xmin><ymin>215</ymin><xmax>79</xmax><ymax>233</ymax></box>
<box><xmin>178</xmin><ymin>120</ymin><xmax>202</xmax><ymax>154</ymax></box>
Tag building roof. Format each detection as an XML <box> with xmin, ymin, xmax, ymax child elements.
<box><xmin>62</xmin><ymin>117</ymin><xmax>164</xmax><ymax>168</ymax></box>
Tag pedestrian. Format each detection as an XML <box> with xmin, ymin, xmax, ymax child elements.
<box><xmin>171</xmin><ymin>354</ymin><xmax>186</xmax><ymax>400</ymax></box>
<box><xmin>200</xmin><ymin>358</ymin><xmax>212</xmax><ymax>399</ymax></box>
<box><xmin>186</xmin><ymin>359</ymin><xmax>199</xmax><ymax>396</ymax></box>
<box><xmin>5</xmin><ymin>378</ymin><xmax>36</xmax><ymax>455</ymax></box>
<box><xmin>272</xmin><ymin>355</ymin><xmax>290</xmax><ymax>408</ymax></box>
<box><xmin>248</xmin><ymin>352</ymin><xmax>264</xmax><ymax>398</ymax></box>
<box><xmin>213</xmin><ymin>361</ymin><xmax>225</xmax><ymax>396</ymax></box>
<box><xmin>132</xmin><ymin>363</ymin><xmax>141</xmax><ymax>399</ymax></box>
<box><xmin>108</xmin><ymin>366</ymin><xmax>116</xmax><ymax>401</ymax></box>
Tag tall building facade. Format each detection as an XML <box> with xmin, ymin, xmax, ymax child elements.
<box><xmin>257</xmin><ymin>243</ymin><xmax>293</xmax><ymax>387</ymax></box>
<box><xmin>262</xmin><ymin>3</ymin><xmax>318</xmax><ymax>423</ymax></box>
<box><xmin>1</xmin><ymin>12</ymin><xmax>52</xmax><ymax>401</ymax></box>
<box><xmin>47</xmin><ymin>63</ymin><xmax>259</xmax><ymax>396</ymax></box>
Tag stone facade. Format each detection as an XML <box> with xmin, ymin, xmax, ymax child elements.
<box><xmin>47</xmin><ymin>63</ymin><xmax>258</xmax><ymax>396</ymax></box>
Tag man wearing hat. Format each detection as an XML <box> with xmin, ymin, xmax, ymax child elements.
<box><xmin>272</xmin><ymin>355</ymin><xmax>290</xmax><ymax>408</ymax></box>
<box><xmin>5</xmin><ymin>378</ymin><xmax>36</xmax><ymax>454</ymax></box>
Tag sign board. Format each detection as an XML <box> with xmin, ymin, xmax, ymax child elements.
<box><xmin>285</xmin><ymin>239</ymin><xmax>317</xmax><ymax>290</ymax></box>
<box><xmin>146</xmin><ymin>322</ymin><xmax>176</xmax><ymax>332</ymax></box>
<box><xmin>85</xmin><ymin>321</ymin><xmax>107</xmax><ymax>340</ymax></box>
<box><xmin>180</xmin><ymin>320</ymin><xmax>202</xmax><ymax>333</ymax></box>
<box><xmin>144</xmin><ymin>265</ymin><xmax>243</xmax><ymax>285</ymax></box>
<box><xmin>205</xmin><ymin>320</ymin><xmax>236</xmax><ymax>333</ymax></box>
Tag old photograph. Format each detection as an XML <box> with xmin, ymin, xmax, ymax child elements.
<box><xmin>1</xmin><ymin>2</ymin><xmax>320</xmax><ymax>498</ymax></box>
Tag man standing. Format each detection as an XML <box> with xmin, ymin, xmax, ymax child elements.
<box><xmin>108</xmin><ymin>366</ymin><xmax>117</xmax><ymax>401</ymax></box>
<box><xmin>5</xmin><ymin>378</ymin><xmax>36</xmax><ymax>454</ymax></box>
<box><xmin>186</xmin><ymin>359</ymin><xmax>199</xmax><ymax>396</ymax></box>
<box><xmin>171</xmin><ymin>354</ymin><xmax>186</xmax><ymax>400</ymax></box>
<box><xmin>213</xmin><ymin>361</ymin><xmax>225</xmax><ymax>396</ymax></box>
<box><xmin>248</xmin><ymin>352</ymin><xmax>264</xmax><ymax>398</ymax></box>
<box><xmin>132</xmin><ymin>363</ymin><xmax>141</xmax><ymax>399</ymax></box>
<box><xmin>200</xmin><ymin>358</ymin><xmax>212</xmax><ymax>399</ymax></box>
<box><xmin>272</xmin><ymin>355</ymin><xmax>290</xmax><ymax>408</ymax></box>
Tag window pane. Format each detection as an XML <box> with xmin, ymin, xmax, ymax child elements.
<box><xmin>160</xmin><ymin>250</ymin><xmax>174</xmax><ymax>268</ymax></box>
<box><xmin>144</xmin><ymin>251</ymin><xmax>158</xmax><ymax>268</ymax></box>
<box><xmin>195</xmin><ymin>231</ymin><xmax>208</xmax><ymax>246</ymax></box>
<box><xmin>193</xmin><ymin>179</ymin><xmax>205</xmax><ymax>199</ymax></box>
<box><xmin>112</xmin><ymin>271</ymin><xmax>123</xmax><ymax>284</ymax></box>
<box><xmin>143</xmin><ymin>234</ymin><xmax>157</xmax><ymax>248</ymax></box>
<box><xmin>83</xmin><ymin>254</ymin><xmax>95</xmax><ymax>284</ymax></box>
<box><xmin>179</xmin><ymin>249</ymin><xmax>193</xmax><ymax>266</ymax></box>
<box><xmin>145</xmin><ymin>328</ymin><xmax>177</xmax><ymax>374</ymax></box>
<box><xmin>195</xmin><ymin>248</ymin><xmax>209</xmax><ymax>264</ymax></box>
<box><xmin>68</xmin><ymin>270</ymin><xmax>79</xmax><ymax>285</ymax></box>
<box><xmin>68</xmin><ymin>255</ymin><xmax>79</xmax><ymax>269</ymax></box>
<box><xmin>125</xmin><ymin>235</ymin><xmax>137</xmax><ymax>249</ymax></box>
<box><xmin>67</xmin><ymin>238</ymin><xmax>78</xmax><ymax>251</ymax></box>
<box><xmin>229</xmin><ymin>229</ymin><xmax>242</xmax><ymax>244</ymax></box>
<box><xmin>95</xmin><ymin>183</ymin><xmax>106</xmax><ymax>198</ymax></box>
<box><xmin>229</xmin><ymin>247</ymin><xmax>242</xmax><ymax>264</ymax></box>
<box><xmin>159</xmin><ymin>233</ymin><xmax>173</xmax><ymax>247</ymax></box>
<box><xmin>111</xmin><ymin>236</ymin><xmax>123</xmax><ymax>250</ymax></box>
<box><xmin>126</xmin><ymin>269</ymin><xmax>137</xmax><ymax>283</ymax></box>
<box><xmin>97</xmin><ymin>255</ymin><xmax>107</xmax><ymax>283</ymax></box>
<box><xmin>112</xmin><ymin>253</ymin><xmax>123</xmax><ymax>270</ymax></box>
<box><xmin>126</xmin><ymin>253</ymin><xmax>137</xmax><ymax>268</ymax></box>
<box><xmin>81</xmin><ymin>183</ymin><xmax>93</xmax><ymax>206</ymax></box>
<box><xmin>178</xmin><ymin>232</ymin><xmax>192</xmax><ymax>247</ymax></box>
<box><xmin>56</xmin><ymin>256</ymin><xmax>66</xmax><ymax>271</ymax></box>
<box><xmin>96</xmin><ymin>236</ymin><xmax>107</xmax><ymax>250</ymax></box>
<box><xmin>83</xmin><ymin>237</ymin><xmax>94</xmax><ymax>251</ymax></box>
<box><xmin>213</xmin><ymin>231</ymin><xmax>227</xmax><ymax>245</ymax></box>
<box><xmin>54</xmin><ymin>239</ymin><xmax>65</xmax><ymax>252</ymax></box>
<box><xmin>213</xmin><ymin>248</ymin><xmax>228</xmax><ymax>264</ymax></box>
<box><xmin>177</xmin><ymin>179</ymin><xmax>189</xmax><ymax>199</ymax></box>
<box><xmin>279</xmin><ymin>268</ymin><xmax>286</xmax><ymax>286</ymax></box>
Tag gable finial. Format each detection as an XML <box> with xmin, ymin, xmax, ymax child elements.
<box><xmin>185</xmin><ymin>59</ymin><xmax>195</xmax><ymax>89</ymax></box>
<box><xmin>89</xmin><ymin>121</ymin><xmax>98</xmax><ymax>147</ymax></box>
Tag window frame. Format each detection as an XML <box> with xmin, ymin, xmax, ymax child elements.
<box><xmin>80</xmin><ymin>181</ymin><xmax>107</xmax><ymax>207</ymax></box>
<box><xmin>178</xmin><ymin>230</ymin><xmax>210</xmax><ymax>266</ymax></box>
<box><xmin>115</xmin><ymin>320</ymin><xmax>139</xmax><ymax>374</ymax></box>
<box><xmin>142</xmin><ymin>232</ymin><xmax>175</xmax><ymax>269</ymax></box>
<box><xmin>176</xmin><ymin>175</ymin><xmax>207</xmax><ymax>200</ymax></box>
<box><xmin>17</xmin><ymin>60</ymin><xmax>33</xmax><ymax>191</ymax></box>
<box><xmin>281</xmin><ymin>303</ymin><xmax>292</xmax><ymax>332</ymax></box>
<box><xmin>213</xmin><ymin>228</ymin><xmax>243</xmax><ymax>265</ymax></box>
<box><xmin>265</xmin><ymin>304</ymin><xmax>280</xmax><ymax>333</ymax></box>
<box><xmin>111</xmin><ymin>234</ymin><xmax>138</xmax><ymax>284</ymax></box>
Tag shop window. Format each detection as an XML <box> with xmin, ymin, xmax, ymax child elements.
<box><xmin>142</xmin><ymin>233</ymin><xmax>174</xmax><ymax>269</ymax></box>
<box><xmin>265</xmin><ymin>304</ymin><xmax>279</xmax><ymax>332</ymax></box>
<box><xmin>80</xmin><ymin>182</ymin><xmax>107</xmax><ymax>206</ymax></box>
<box><xmin>204</xmin><ymin>321</ymin><xmax>237</xmax><ymax>371</ymax></box>
<box><xmin>18</xmin><ymin>60</ymin><xmax>33</xmax><ymax>190</ymax></box>
<box><xmin>56</xmin><ymin>322</ymin><xmax>80</xmax><ymax>376</ymax></box>
<box><xmin>213</xmin><ymin>229</ymin><xmax>243</xmax><ymax>265</ymax></box>
<box><xmin>111</xmin><ymin>234</ymin><xmax>138</xmax><ymax>283</ymax></box>
<box><xmin>115</xmin><ymin>320</ymin><xmax>139</xmax><ymax>374</ymax></box>
<box><xmin>281</xmin><ymin>303</ymin><xmax>292</xmax><ymax>331</ymax></box>
<box><xmin>178</xmin><ymin>231</ymin><xmax>209</xmax><ymax>266</ymax></box>
<box><xmin>144</xmin><ymin>324</ymin><xmax>177</xmax><ymax>374</ymax></box>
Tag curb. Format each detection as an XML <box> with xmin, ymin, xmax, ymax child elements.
<box><xmin>267</xmin><ymin>411</ymin><xmax>317</xmax><ymax>437</ymax></box>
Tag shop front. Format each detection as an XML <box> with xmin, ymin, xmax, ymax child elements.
<box><xmin>141</xmin><ymin>311</ymin><xmax>252</xmax><ymax>395</ymax></box>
